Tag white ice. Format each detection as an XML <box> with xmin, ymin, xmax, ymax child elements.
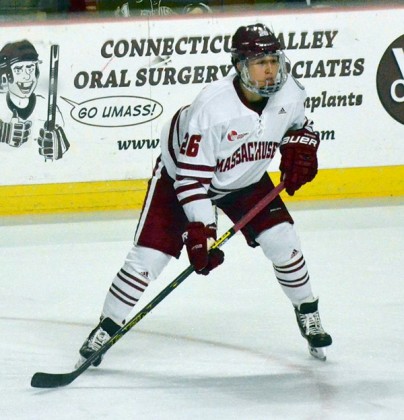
<box><xmin>1</xmin><ymin>198</ymin><xmax>403</xmax><ymax>420</ymax></box>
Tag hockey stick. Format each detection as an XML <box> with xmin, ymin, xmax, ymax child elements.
<box><xmin>44</xmin><ymin>45</ymin><xmax>59</xmax><ymax>162</ymax></box>
<box><xmin>31</xmin><ymin>181</ymin><xmax>285</xmax><ymax>388</ymax></box>
<box><xmin>46</xmin><ymin>45</ymin><xmax>59</xmax><ymax>132</ymax></box>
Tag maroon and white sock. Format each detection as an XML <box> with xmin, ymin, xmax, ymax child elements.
<box><xmin>273</xmin><ymin>250</ymin><xmax>314</xmax><ymax>306</ymax></box>
<box><xmin>102</xmin><ymin>268</ymin><xmax>150</xmax><ymax>324</ymax></box>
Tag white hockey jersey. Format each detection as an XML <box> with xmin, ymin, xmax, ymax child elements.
<box><xmin>160</xmin><ymin>73</ymin><xmax>309</xmax><ymax>225</ymax></box>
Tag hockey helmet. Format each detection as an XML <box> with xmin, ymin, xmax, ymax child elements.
<box><xmin>231</xmin><ymin>24</ymin><xmax>287</xmax><ymax>96</ymax></box>
<box><xmin>0</xmin><ymin>40</ymin><xmax>39</xmax><ymax>68</ymax></box>
<box><xmin>0</xmin><ymin>40</ymin><xmax>40</xmax><ymax>83</ymax></box>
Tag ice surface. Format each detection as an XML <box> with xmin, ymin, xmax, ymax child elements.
<box><xmin>1</xmin><ymin>198</ymin><xmax>403</xmax><ymax>419</ymax></box>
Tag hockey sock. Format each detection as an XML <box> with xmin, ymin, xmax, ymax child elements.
<box><xmin>256</xmin><ymin>223</ymin><xmax>314</xmax><ymax>306</ymax></box>
<box><xmin>102</xmin><ymin>268</ymin><xmax>150</xmax><ymax>325</ymax></box>
<box><xmin>101</xmin><ymin>245</ymin><xmax>171</xmax><ymax>324</ymax></box>
<box><xmin>272</xmin><ymin>250</ymin><xmax>314</xmax><ymax>306</ymax></box>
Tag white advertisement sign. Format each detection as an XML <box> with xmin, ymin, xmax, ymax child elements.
<box><xmin>0</xmin><ymin>8</ymin><xmax>403</xmax><ymax>186</ymax></box>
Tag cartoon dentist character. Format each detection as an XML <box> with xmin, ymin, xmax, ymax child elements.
<box><xmin>0</xmin><ymin>40</ymin><xmax>70</xmax><ymax>161</ymax></box>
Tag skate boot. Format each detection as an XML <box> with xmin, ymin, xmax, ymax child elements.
<box><xmin>294</xmin><ymin>298</ymin><xmax>332</xmax><ymax>361</ymax></box>
<box><xmin>75</xmin><ymin>317</ymin><xmax>121</xmax><ymax>369</ymax></box>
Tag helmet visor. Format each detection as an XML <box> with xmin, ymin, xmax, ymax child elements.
<box><xmin>239</xmin><ymin>51</ymin><xmax>288</xmax><ymax>97</ymax></box>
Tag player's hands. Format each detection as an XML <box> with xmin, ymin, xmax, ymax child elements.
<box><xmin>0</xmin><ymin>113</ymin><xmax>31</xmax><ymax>147</ymax></box>
<box><xmin>279</xmin><ymin>128</ymin><xmax>320</xmax><ymax>196</ymax></box>
<box><xmin>183</xmin><ymin>222</ymin><xmax>224</xmax><ymax>275</ymax></box>
<box><xmin>37</xmin><ymin>126</ymin><xmax>70</xmax><ymax>160</ymax></box>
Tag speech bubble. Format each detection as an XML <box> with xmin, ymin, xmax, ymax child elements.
<box><xmin>61</xmin><ymin>95</ymin><xmax>163</xmax><ymax>127</ymax></box>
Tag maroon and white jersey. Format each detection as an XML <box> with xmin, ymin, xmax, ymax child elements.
<box><xmin>160</xmin><ymin>73</ymin><xmax>310</xmax><ymax>225</ymax></box>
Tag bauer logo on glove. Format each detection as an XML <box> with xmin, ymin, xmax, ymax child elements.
<box><xmin>280</xmin><ymin>130</ymin><xmax>319</xmax><ymax>149</ymax></box>
<box><xmin>279</xmin><ymin>127</ymin><xmax>320</xmax><ymax>196</ymax></box>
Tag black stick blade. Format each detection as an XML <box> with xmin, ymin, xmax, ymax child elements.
<box><xmin>31</xmin><ymin>371</ymin><xmax>78</xmax><ymax>388</ymax></box>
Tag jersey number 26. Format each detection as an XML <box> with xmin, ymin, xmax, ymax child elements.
<box><xmin>180</xmin><ymin>133</ymin><xmax>201</xmax><ymax>157</ymax></box>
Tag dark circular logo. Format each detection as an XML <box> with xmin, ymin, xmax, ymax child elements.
<box><xmin>376</xmin><ymin>35</ymin><xmax>404</xmax><ymax>125</ymax></box>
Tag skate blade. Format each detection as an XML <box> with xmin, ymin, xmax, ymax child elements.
<box><xmin>309</xmin><ymin>346</ymin><xmax>327</xmax><ymax>361</ymax></box>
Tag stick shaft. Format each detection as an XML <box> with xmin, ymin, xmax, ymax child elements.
<box><xmin>31</xmin><ymin>181</ymin><xmax>284</xmax><ymax>388</ymax></box>
<box><xmin>46</xmin><ymin>45</ymin><xmax>59</xmax><ymax>131</ymax></box>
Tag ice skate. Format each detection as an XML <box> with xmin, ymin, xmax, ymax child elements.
<box><xmin>294</xmin><ymin>298</ymin><xmax>332</xmax><ymax>361</ymax></box>
<box><xmin>75</xmin><ymin>317</ymin><xmax>120</xmax><ymax>369</ymax></box>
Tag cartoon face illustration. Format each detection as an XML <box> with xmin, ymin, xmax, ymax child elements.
<box><xmin>0</xmin><ymin>40</ymin><xmax>40</xmax><ymax>95</ymax></box>
<box><xmin>0</xmin><ymin>40</ymin><xmax>70</xmax><ymax>161</ymax></box>
<box><xmin>8</xmin><ymin>60</ymin><xmax>39</xmax><ymax>99</ymax></box>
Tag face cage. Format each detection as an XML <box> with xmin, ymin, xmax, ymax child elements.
<box><xmin>239</xmin><ymin>51</ymin><xmax>288</xmax><ymax>97</ymax></box>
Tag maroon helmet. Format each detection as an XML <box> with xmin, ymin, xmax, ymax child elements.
<box><xmin>231</xmin><ymin>24</ymin><xmax>281</xmax><ymax>62</ymax></box>
<box><xmin>231</xmin><ymin>24</ymin><xmax>287</xmax><ymax>96</ymax></box>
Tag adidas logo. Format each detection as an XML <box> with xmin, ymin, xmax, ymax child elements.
<box><xmin>290</xmin><ymin>249</ymin><xmax>299</xmax><ymax>258</ymax></box>
<box><xmin>278</xmin><ymin>107</ymin><xmax>287</xmax><ymax>115</ymax></box>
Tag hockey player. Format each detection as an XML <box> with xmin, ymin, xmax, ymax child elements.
<box><xmin>76</xmin><ymin>23</ymin><xmax>332</xmax><ymax>367</ymax></box>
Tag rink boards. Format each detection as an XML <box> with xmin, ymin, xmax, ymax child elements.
<box><xmin>0</xmin><ymin>5</ymin><xmax>403</xmax><ymax>215</ymax></box>
<box><xmin>1</xmin><ymin>165</ymin><xmax>403</xmax><ymax>215</ymax></box>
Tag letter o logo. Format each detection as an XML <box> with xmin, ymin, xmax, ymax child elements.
<box><xmin>376</xmin><ymin>35</ymin><xmax>404</xmax><ymax>124</ymax></box>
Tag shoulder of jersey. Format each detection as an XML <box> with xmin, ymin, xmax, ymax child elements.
<box><xmin>193</xmin><ymin>74</ymin><xmax>236</xmax><ymax>107</ymax></box>
<box><xmin>187</xmin><ymin>74</ymin><xmax>237</xmax><ymax>126</ymax></box>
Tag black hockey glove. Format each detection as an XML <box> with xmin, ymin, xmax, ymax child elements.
<box><xmin>37</xmin><ymin>125</ymin><xmax>70</xmax><ymax>160</ymax></box>
<box><xmin>0</xmin><ymin>116</ymin><xmax>31</xmax><ymax>147</ymax></box>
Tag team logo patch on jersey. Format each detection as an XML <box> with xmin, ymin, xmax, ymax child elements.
<box><xmin>227</xmin><ymin>130</ymin><xmax>249</xmax><ymax>142</ymax></box>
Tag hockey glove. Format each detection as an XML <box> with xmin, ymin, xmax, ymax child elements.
<box><xmin>279</xmin><ymin>128</ymin><xmax>320</xmax><ymax>196</ymax></box>
<box><xmin>0</xmin><ymin>115</ymin><xmax>31</xmax><ymax>147</ymax></box>
<box><xmin>183</xmin><ymin>222</ymin><xmax>224</xmax><ymax>276</ymax></box>
<box><xmin>37</xmin><ymin>125</ymin><xmax>70</xmax><ymax>160</ymax></box>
